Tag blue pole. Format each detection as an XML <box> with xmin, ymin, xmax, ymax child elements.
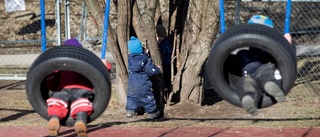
<box><xmin>219</xmin><ymin>0</ymin><xmax>226</xmax><ymax>33</ymax></box>
<box><xmin>284</xmin><ymin>0</ymin><xmax>292</xmax><ymax>34</ymax></box>
<box><xmin>40</xmin><ymin>0</ymin><xmax>46</xmax><ymax>52</ymax></box>
<box><xmin>101</xmin><ymin>0</ymin><xmax>111</xmax><ymax>59</ymax></box>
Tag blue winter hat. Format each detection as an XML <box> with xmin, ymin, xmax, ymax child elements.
<box><xmin>128</xmin><ymin>36</ymin><xmax>143</xmax><ymax>54</ymax></box>
<box><xmin>63</xmin><ymin>38</ymin><xmax>82</xmax><ymax>47</ymax></box>
<box><xmin>247</xmin><ymin>15</ymin><xmax>274</xmax><ymax>28</ymax></box>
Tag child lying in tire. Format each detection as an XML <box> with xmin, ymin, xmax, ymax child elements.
<box><xmin>228</xmin><ymin>15</ymin><xmax>293</xmax><ymax>115</ymax></box>
<box><xmin>45</xmin><ymin>38</ymin><xmax>112</xmax><ymax>137</ymax></box>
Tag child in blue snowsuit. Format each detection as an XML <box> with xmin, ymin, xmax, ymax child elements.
<box><xmin>125</xmin><ymin>36</ymin><xmax>162</xmax><ymax>119</ymax></box>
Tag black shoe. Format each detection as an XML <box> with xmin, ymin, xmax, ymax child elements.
<box><xmin>74</xmin><ymin>112</ymin><xmax>88</xmax><ymax>137</ymax></box>
<box><xmin>146</xmin><ymin>110</ymin><xmax>160</xmax><ymax>119</ymax></box>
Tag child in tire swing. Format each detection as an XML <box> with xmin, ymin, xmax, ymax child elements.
<box><xmin>45</xmin><ymin>38</ymin><xmax>112</xmax><ymax>137</ymax></box>
<box><xmin>125</xmin><ymin>36</ymin><xmax>162</xmax><ymax>119</ymax></box>
<box><xmin>233</xmin><ymin>15</ymin><xmax>293</xmax><ymax>115</ymax></box>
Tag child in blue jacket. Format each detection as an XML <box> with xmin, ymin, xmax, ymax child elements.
<box><xmin>125</xmin><ymin>36</ymin><xmax>162</xmax><ymax>119</ymax></box>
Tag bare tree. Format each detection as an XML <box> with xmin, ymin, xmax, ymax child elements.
<box><xmin>86</xmin><ymin>0</ymin><xmax>220</xmax><ymax>106</ymax></box>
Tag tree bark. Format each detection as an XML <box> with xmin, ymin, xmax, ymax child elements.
<box><xmin>173</xmin><ymin>0</ymin><xmax>219</xmax><ymax>103</ymax></box>
<box><xmin>135</xmin><ymin>0</ymin><xmax>160</xmax><ymax>63</ymax></box>
<box><xmin>117</xmin><ymin>0</ymin><xmax>130</xmax><ymax>67</ymax></box>
<box><xmin>86</xmin><ymin>0</ymin><xmax>220</xmax><ymax>106</ymax></box>
<box><xmin>85</xmin><ymin>0</ymin><xmax>128</xmax><ymax>105</ymax></box>
<box><xmin>158</xmin><ymin>0</ymin><xmax>170</xmax><ymax>30</ymax></box>
<box><xmin>115</xmin><ymin>0</ymin><xmax>131</xmax><ymax>105</ymax></box>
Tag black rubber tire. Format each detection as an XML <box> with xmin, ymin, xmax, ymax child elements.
<box><xmin>26</xmin><ymin>46</ymin><xmax>111</xmax><ymax>126</ymax></box>
<box><xmin>206</xmin><ymin>24</ymin><xmax>296</xmax><ymax>108</ymax></box>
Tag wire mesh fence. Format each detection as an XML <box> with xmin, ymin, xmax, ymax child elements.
<box><xmin>224</xmin><ymin>1</ymin><xmax>320</xmax><ymax>45</ymax></box>
<box><xmin>0</xmin><ymin>0</ymin><xmax>102</xmax><ymax>80</ymax></box>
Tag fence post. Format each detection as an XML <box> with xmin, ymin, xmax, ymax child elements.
<box><xmin>55</xmin><ymin>0</ymin><xmax>61</xmax><ymax>46</ymax></box>
<box><xmin>235</xmin><ymin>0</ymin><xmax>241</xmax><ymax>26</ymax></box>
<box><xmin>65</xmin><ymin>0</ymin><xmax>71</xmax><ymax>40</ymax></box>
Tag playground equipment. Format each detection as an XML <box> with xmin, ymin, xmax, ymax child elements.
<box><xmin>206</xmin><ymin>0</ymin><xmax>296</xmax><ymax>108</ymax></box>
<box><xmin>26</xmin><ymin>0</ymin><xmax>112</xmax><ymax>126</ymax></box>
<box><xmin>27</xmin><ymin>0</ymin><xmax>297</xmax><ymax>126</ymax></box>
<box><xmin>26</xmin><ymin>46</ymin><xmax>111</xmax><ymax>126</ymax></box>
<box><xmin>39</xmin><ymin>0</ymin><xmax>111</xmax><ymax>59</ymax></box>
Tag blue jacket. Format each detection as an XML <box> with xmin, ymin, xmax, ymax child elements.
<box><xmin>127</xmin><ymin>53</ymin><xmax>160</xmax><ymax>93</ymax></box>
<box><xmin>158</xmin><ymin>38</ymin><xmax>172</xmax><ymax>66</ymax></box>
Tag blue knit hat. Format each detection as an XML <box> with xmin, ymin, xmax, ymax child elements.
<box><xmin>128</xmin><ymin>36</ymin><xmax>143</xmax><ymax>54</ymax></box>
<box><xmin>248</xmin><ymin>15</ymin><xmax>274</xmax><ymax>28</ymax></box>
<box><xmin>63</xmin><ymin>38</ymin><xmax>82</xmax><ymax>47</ymax></box>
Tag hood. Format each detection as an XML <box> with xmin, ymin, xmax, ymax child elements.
<box><xmin>128</xmin><ymin>53</ymin><xmax>148</xmax><ymax>73</ymax></box>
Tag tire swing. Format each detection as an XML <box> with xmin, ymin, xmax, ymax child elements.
<box><xmin>205</xmin><ymin>24</ymin><xmax>296</xmax><ymax>108</ymax></box>
<box><xmin>25</xmin><ymin>46</ymin><xmax>111</xmax><ymax>126</ymax></box>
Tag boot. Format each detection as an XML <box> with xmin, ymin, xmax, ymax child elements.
<box><xmin>47</xmin><ymin>116</ymin><xmax>60</xmax><ymax>137</ymax></box>
<box><xmin>146</xmin><ymin>110</ymin><xmax>160</xmax><ymax>119</ymax></box>
<box><xmin>241</xmin><ymin>94</ymin><xmax>258</xmax><ymax>115</ymax></box>
<box><xmin>126</xmin><ymin>110</ymin><xmax>137</xmax><ymax>118</ymax></box>
<box><xmin>236</xmin><ymin>75</ymin><xmax>262</xmax><ymax>115</ymax></box>
<box><xmin>264</xmin><ymin>81</ymin><xmax>285</xmax><ymax>102</ymax></box>
<box><xmin>74</xmin><ymin>112</ymin><xmax>88</xmax><ymax>137</ymax></box>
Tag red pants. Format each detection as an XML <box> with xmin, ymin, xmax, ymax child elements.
<box><xmin>46</xmin><ymin>88</ymin><xmax>93</xmax><ymax>119</ymax></box>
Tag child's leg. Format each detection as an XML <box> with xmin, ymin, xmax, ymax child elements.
<box><xmin>69</xmin><ymin>88</ymin><xmax>93</xmax><ymax>118</ymax></box>
<box><xmin>137</xmin><ymin>91</ymin><xmax>160</xmax><ymax>119</ymax></box>
<box><xmin>46</xmin><ymin>90</ymin><xmax>70</xmax><ymax>136</ymax></box>
<box><xmin>255</xmin><ymin>63</ymin><xmax>285</xmax><ymax>102</ymax></box>
<box><xmin>236</xmin><ymin>75</ymin><xmax>262</xmax><ymax>115</ymax></box>
<box><xmin>69</xmin><ymin>88</ymin><xmax>93</xmax><ymax>137</ymax></box>
<box><xmin>74</xmin><ymin>112</ymin><xmax>88</xmax><ymax>137</ymax></box>
<box><xmin>163</xmin><ymin>64</ymin><xmax>171</xmax><ymax>93</ymax></box>
<box><xmin>125</xmin><ymin>90</ymin><xmax>139</xmax><ymax>117</ymax></box>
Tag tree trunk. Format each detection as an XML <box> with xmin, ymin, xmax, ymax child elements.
<box><xmin>85</xmin><ymin>0</ymin><xmax>128</xmax><ymax>105</ymax></box>
<box><xmin>117</xmin><ymin>0</ymin><xmax>131</xmax><ymax>67</ymax></box>
<box><xmin>158</xmin><ymin>0</ymin><xmax>170</xmax><ymax>31</ymax></box>
<box><xmin>86</xmin><ymin>0</ymin><xmax>221</xmax><ymax>106</ymax></box>
<box><xmin>115</xmin><ymin>0</ymin><xmax>131</xmax><ymax>105</ymax></box>
<box><xmin>135</xmin><ymin>0</ymin><xmax>160</xmax><ymax>62</ymax></box>
<box><xmin>172</xmin><ymin>0</ymin><xmax>219</xmax><ymax>104</ymax></box>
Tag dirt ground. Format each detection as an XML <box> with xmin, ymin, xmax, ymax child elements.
<box><xmin>1</xmin><ymin>76</ymin><xmax>320</xmax><ymax>129</ymax></box>
<box><xmin>1</xmin><ymin>1</ymin><xmax>320</xmax><ymax>136</ymax></box>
